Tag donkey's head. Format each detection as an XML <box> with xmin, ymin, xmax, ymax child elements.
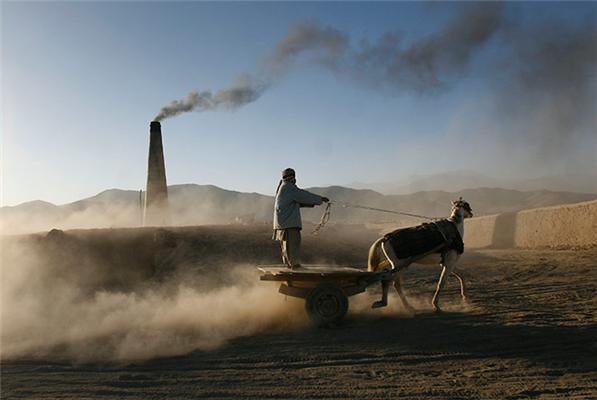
<box><xmin>451</xmin><ymin>197</ymin><xmax>473</xmax><ymax>221</ymax></box>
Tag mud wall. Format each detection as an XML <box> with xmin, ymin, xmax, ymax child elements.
<box><xmin>464</xmin><ymin>200</ymin><xmax>597</xmax><ymax>249</ymax></box>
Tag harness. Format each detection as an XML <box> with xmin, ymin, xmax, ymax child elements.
<box><xmin>384</xmin><ymin>219</ymin><xmax>464</xmax><ymax>261</ymax></box>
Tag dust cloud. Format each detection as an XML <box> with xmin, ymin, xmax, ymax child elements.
<box><xmin>0</xmin><ymin>186</ymin><xmax>274</xmax><ymax>234</ymax></box>
<box><xmin>350</xmin><ymin>285</ymin><xmax>477</xmax><ymax>318</ymax></box>
<box><xmin>0</xmin><ymin>203</ymin><xmax>143</xmax><ymax>235</ymax></box>
<box><xmin>0</xmin><ymin>236</ymin><xmax>306</xmax><ymax>362</ymax></box>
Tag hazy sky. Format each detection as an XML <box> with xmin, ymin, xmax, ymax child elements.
<box><xmin>2</xmin><ymin>1</ymin><xmax>595</xmax><ymax>206</ymax></box>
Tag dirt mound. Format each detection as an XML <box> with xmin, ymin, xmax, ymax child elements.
<box><xmin>0</xmin><ymin>224</ymin><xmax>378</xmax><ymax>361</ymax></box>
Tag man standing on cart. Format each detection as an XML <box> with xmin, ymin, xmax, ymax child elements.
<box><xmin>273</xmin><ymin>168</ymin><xmax>329</xmax><ymax>269</ymax></box>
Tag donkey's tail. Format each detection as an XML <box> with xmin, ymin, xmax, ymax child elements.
<box><xmin>367</xmin><ymin>237</ymin><xmax>385</xmax><ymax>272</ymax></box>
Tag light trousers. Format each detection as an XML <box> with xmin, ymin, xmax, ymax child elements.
<box><xmin>280</xmin><ymin>228</ymin><xmax>301</xmax><ymax>267</ymax></box>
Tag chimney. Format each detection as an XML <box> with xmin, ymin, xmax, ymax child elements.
<box><xmin>143</xmin><ymin>121</ymin><xmax>169</xmax><ymax>226</ymax></box>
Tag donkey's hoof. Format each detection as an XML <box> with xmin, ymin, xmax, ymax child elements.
<box><xmin>432</xmin><ymin>305</ymin><xmax>443</xmax><ymax>313</ymax></box>
<box><xmin>372</xmin><ymin>300</ymin><xmax>387</xmax><ymax>309</ymax></box>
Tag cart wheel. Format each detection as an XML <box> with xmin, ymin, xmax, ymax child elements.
<box><xmin>305</xmin><ymin>283</ymin><xmax>348</xmax><ymax>327</ymax></box>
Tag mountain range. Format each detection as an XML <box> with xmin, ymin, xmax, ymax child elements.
<box><xmin>347</xmin><ymin>171</ymin><xmax>597</xmax><ymax>195</ymax></box>
<box><xmin>2</xmin><ymin>184</ymin><xmax>596</xmax><ymax>234</ymax></box>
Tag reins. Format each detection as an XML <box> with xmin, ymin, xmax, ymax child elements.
<box><xmin>312</xmin><ymin>201</ymin><xmax>439</xmax><ymax>235</ymax></box>
<box><xmin>312</xmin><ymin>202</ymin><xmax>333</xmax><ymax>235</ymax></box>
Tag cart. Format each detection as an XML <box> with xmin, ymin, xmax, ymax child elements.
<box><xmin>258</xmin><ymin>265</ymin><xmax>392</xmax><ymax>326</ymax></box>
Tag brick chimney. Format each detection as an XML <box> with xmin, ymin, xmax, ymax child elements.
<box><xmin>143</xmin><ymin>121</ymin><xmax>169</xmax><ymax>226</ymax></box>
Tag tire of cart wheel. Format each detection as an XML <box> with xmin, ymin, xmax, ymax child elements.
<box><xmin>305</xmin><ymin>283</ymin><xmax>349</xmax><ymax>327</ymax></box>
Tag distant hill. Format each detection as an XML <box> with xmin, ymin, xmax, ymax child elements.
<box><xmin>301</xmin><ymin>186</ymin><xmax>597</xmax><ymax>224</ymax></box>
<box><xmin>2</xmin><ymin>184</ymin><xmax>596</xmax><ymax>234</ymax></box>
<box><xmin>348</xmin><ymin>171</ymin><xmax>597</xmax><ymax>195</ymax></box>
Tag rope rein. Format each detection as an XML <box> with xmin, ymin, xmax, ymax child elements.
<box><xmin>312</xmin><ymin>201</ymin><xmax>438</xmax><ymax>235</ymax></box>
<box><xmin>312</xmin><ymin>202</ymin><xmax>332</xmax><ymax>235</ymax></box>
<box><xmin>332</xmin><ymin>201</ymin><xmax>438</xmax><ymax>220</ymax></box>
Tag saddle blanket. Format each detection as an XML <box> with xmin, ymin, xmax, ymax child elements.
<box><xmin>384</xmin><ymin>219</ymin><xmax>464</xmax><ymax>259</ymax></box>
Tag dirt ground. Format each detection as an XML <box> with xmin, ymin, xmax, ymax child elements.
<box><xmin>2</xmin><ymin>245</ymin><xmax>595</xmax><ymax>399</ymax></box>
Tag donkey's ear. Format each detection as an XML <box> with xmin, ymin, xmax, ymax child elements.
<box><xmin>459</xmin><ymin>197</ymin><xmax>463</xmax><ymax>201</ymax></box>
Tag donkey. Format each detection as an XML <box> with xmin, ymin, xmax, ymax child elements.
<box><xmin>367</xmin><ymin>199</ymin><xmax>473</xmax><ymax>312</ymax></box>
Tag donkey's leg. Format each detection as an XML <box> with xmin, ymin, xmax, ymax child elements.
<box><xmin>451</xmin><ymin>269</ymin><xmax>467</xmax><ymax>301</ymax></box>
<box><xmin>372</xmin><ymin>240</ymin><xmax>402</xmax><ymax>308</ymax></box>
<box><xmin>431</xmin><ymin>251</ymin><xmax>458</xmax><ymax>312</ymax></box>
<box><xmin>431</xmin><ymin>266</ymin><xmax>447</xmax><ymax>312</ymax></box>
<box><xmin>369</xmin><ymin>239</ymin><xmax>388</xmax><ymax>308</ymax></box>
<box><xmin>372</xmin><ymin>280</ymin><xmax>390</xmax><ymax>309</ymax></box>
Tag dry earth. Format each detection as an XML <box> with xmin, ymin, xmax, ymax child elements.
<box><xmin>1</xmin><ymin>227</ymin><xmax>596</xmax><ymax>399</ymax></box>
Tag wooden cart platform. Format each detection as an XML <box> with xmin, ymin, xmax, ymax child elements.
<box><xmin>258</xmin><ymin>264</ymin><xmax>392</xmax><ymax>326</ymax></box>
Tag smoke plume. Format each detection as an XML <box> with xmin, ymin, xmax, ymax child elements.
<box><xmin>496</xmin><ymin>18</ymin><xmax>597</xmax><ymax>164</ymax></box>
<box><xmin>265</xmin><ymin>4</ymin><xmax>504</xmax><ymax>92</ymax></box>
<box><xmin>355</xmin><ymin>3</ymin><xmax>503</xmax><ymax>91</ymax></box>
<box><xmin>266</xmin><ymin>20</ymin><xmax>349</xmax><ymax>76</ymax></box>
<box><xmin>153</xmin><ymin>2</ymin><xmax>595</xmax><ymax>178</ymax></box>
<box><xmin>153</xmin><ymin>4</ymin><xmax>505</xmax><ymax>120</ymax></box>
<box><xmin>154</xmin><ymin>75</ymin><xmax>268</xmax><ymax>121</ymax></box>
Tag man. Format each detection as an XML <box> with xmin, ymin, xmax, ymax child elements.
<box><xmin>273</xmin><ymin>168</ymin><xmax>329</xmax><ymax>268</ymax></box>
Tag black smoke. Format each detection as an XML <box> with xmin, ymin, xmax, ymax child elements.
<box><xmin>154</xmin><ymin>75</ymin><xmax>268</xmax><ymax>121</ymax></box>
<box><xmin>498</xmin><ymin>18</ymin><xmax>597</xmax><ymax>162</ymax></box>
<box><xmin>153</xmin><ymin>0</ymin><xmax>596</xmax><ymax>169</ymax></box>
<box><xmin>154</xmin><ymin>4</ymin><xmax>506</xmax><ymax>120</ymax></box>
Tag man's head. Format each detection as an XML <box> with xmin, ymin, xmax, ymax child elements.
<box><xmin>282</xmin><ymin>168</ymin><xmax>296</xmax><ymax>183</ymax></box>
